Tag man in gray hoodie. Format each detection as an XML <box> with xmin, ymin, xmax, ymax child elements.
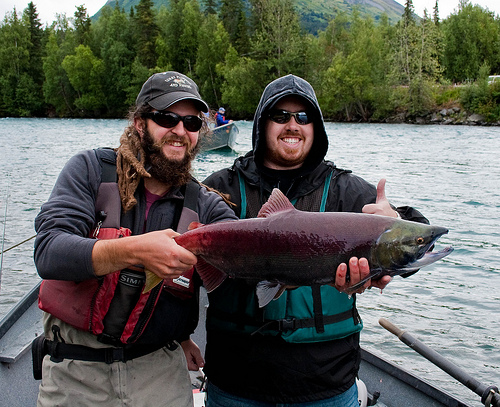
<box><xmin>203</xmin><ymin>74</ymin><xmax>428</xmax><ymax>406</ymax></box>
<box><xmin>34</xmin><ymin>71</ymin><xmax>237</xmax><ymax>406</ymax></box>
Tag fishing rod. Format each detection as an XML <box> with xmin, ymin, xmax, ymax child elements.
<box><xmin>0</xmin><ymin>179</ymin><xmax>10</xmax><ymax>294</ymax></box>
<box><xmin>380</xmin><ymin>318</ymin><xmax>500</xmax><ymax>407</ymax></box>
<box><xmin>0</xmin><ymin>234</ymin><xmax>37</xmax><ymax>293</ymax></box>
<box><xmin>0</xmin><ymin>235</ymin><xmax>36</xmax><ymax>255</ymax></box>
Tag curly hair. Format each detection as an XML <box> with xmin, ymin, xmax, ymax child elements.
<box><xmin>115</xmin><ymin>104</ymin><xmax>152</xmax><ymax>212</ymax></box>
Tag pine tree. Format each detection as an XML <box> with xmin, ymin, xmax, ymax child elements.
<box><xmin>220</xmin><ymin>0</ymin><xmax>248</xmax><ymax>54</ymax></box>
<box><xmin>203</xmin><ymin>0</ymin><xmax>217</xmax><ymax>15</ymax></box>
<box><xmin>73</xmin><ymin>5</ymin><xmax>92</xmax><ymax>47</ymax></box>
<box><xmin>134</xmin><ymin>0</ymin><xmax>159</xmax><ymax>69</ymax></box>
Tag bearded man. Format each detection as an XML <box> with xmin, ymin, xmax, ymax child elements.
<box><xmin>33</xmin><ymin>72</ymin><xmax>237</xmax><ymax>407</ymax></box>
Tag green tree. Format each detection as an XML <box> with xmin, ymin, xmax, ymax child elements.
<box><xmin>203</xmin><ymin>0</ymin><xmax>217</xmax><ymax>15</ymax></box>
<box><xmin>74</xmin><ymin>5</ymin><xmax>92</xmax><ymax>46</ymax></box>
<box><xmin>22</xmin><ymin>2</ymin><xmax>46</xmax><ymax>115</ymax></box>
<box><xmin>321</xmin><ymin>13</ymin><xmax>389</xmax><ymax>120</ymax></box>
<box><xmin>92</xmin><ymin>4</ymin><xmax>136</xmax><ymax>115</ymax></box>
<box><xmin>44</xmin><ymin>37</ymin><xmax>79</xmax><ymax>116</ymax></box>
<box><xmin>220</xmin><ymin>0</ymin><xmax>249</xmax><ymax>54</ymax></box>
<box><xmin>0</xmin><ymin>8</ymin><xmax>31</xmax><ymax>115</ymax></box>
<box><xmin>134</xmin><ymin>0</ymin><xmax>159</xmax><ymax>69</ymax></box>
<box><xmin>157</xmin><ymin>0</ymin><xmax>203</xmax><ymax>75</ymax></box>
<box><xmin>218</xmin><ymin>46</ymin><xmax>266</xmax><ymax>116</ymax></box>
<box><xmin>62</xmin><ymin>44</ymin><xmax>105</xmax><ymax>114</ymax></box>
<box><xmin>157</xmin><ymin>0</ymin><xmax>185</xmax><ymax>71</ymax></box>
<box><xmin>24</xmin><ymin>2</ymin><xmax>45</xmax><ymax>81</ymax></box>
<box><xmin>319</xmin><ymin>12</ymin><xmax>352</xmax><ymax>64</ymax></box>
<box><xmin>390</xmin><ymin>0</ymin><xmax>440</xmax><ymax>115</ymax></box>
<box><xmin>195</xmin><ymin>15</ymin><xmax>230</xmax><ymax>107</ymax></box>
<box><xmin>249</xmin><ymin>0</ymin><xmax>305</xmax><ymax>77</ymax></box>
<box><xmin>442</xmin><ymin>0</ymin><xmax>500</xmax><ymax>82</ymax></box>
<box><xmin>179</xmin><ymin>0</ymin><xmax>203</xmax><ymax>75</ymax></box>
<box><xmin>42</xmin><ymin>13</ymin><xmax>79</xmax><ymax>116</ymax></box>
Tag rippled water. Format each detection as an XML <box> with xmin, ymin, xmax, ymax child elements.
<box><xmin>0</xmin><ymin>118</ymin><xmax>499</xmax><ymax>405</ymax></box>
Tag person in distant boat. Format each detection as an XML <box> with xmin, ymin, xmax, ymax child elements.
<box><xmin>33</xmin><ymin>71</ymin><xmax>237</xmax><ymax>407</ymax></box>
<box><xmin>203</xmin><ymin>74</ymin><xmax>429</xmax><ymax>406</ymax></box>
<box><xmin>214</xmin><ymin>106</ymin><xmax>233</xmax><ymax>127</ymax></box>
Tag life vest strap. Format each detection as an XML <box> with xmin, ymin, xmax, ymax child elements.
<box><xmin>252</xmin><ymin>308</ymin><xmax>356</xmax><ymax>335</ymax></box>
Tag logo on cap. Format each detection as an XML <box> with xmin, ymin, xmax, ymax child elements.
<box><xmin>166</xmin><ymin>75</ymin><xmax>193</xmax><ymax>90</ymax></box>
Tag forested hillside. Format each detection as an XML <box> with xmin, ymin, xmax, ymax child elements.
<box><xmin>1</xmin><ymin>0</ymin><xmax>500</xmax><ymax>122</ymax></box>
<box><xmin>92</xmin><ymin>0</ymin><xmax>406</xmax><ymax>34</ymax></box>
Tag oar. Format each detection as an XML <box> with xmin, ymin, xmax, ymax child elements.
<box><xmin>379</xmin><ymin>318</ymin><xmax>500</xmax><ymax>407</ymax></box>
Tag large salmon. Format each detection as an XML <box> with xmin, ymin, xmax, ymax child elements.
<box><xmin>146</xmin><ymin>189</ymin><xmax>452</xmax><ymax>306</ymax></box>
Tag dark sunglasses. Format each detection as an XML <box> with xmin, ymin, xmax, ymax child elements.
<box><xmin>267</xmin><ymin>109</ymin><xmax>313</xmax><ymax>125</ymax></box>
<box><xmin>143</xmin><ymin>111</ymin><xmax>203</xmax><ymax>132</ymax></box>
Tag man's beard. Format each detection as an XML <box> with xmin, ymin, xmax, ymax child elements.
<box><xmin>141</xmin><ymin>127</ymin><xmax>199</xmax><ymax>187</ymax></box>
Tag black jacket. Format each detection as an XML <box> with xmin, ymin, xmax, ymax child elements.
<box><xmin>203</xmin><ymin>74</ymin><xmax>427</xmax><ymax>403</ymax></box>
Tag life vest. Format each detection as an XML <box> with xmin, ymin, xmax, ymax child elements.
<box><xmin>207</xmin><ymin>168</ymin><xmax>362</xmax><ymax>343</ymax></box>
<box><xmin>38</xmin><ymin>149</ymin><xmax>201</xmax><ymax>345</ymax></box>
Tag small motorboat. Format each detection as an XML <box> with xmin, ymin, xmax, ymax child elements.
<box><xmin>199</xmin><ymin>122</ymin><xmax>239</xmax><ymax>152</ymax></box>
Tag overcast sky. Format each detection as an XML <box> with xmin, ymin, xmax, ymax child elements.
<box><xmin>1</xmin><ymin>0</ymin><xmax>499</xmax><ymax>26</ymax></box>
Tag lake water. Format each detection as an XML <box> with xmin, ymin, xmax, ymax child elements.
<box><xmin>0</xmin><ymin>118</ymin><xmax>499</xmax><ymax>405</ymax></box>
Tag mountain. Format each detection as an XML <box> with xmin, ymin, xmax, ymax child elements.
<box><xmin>91</xmin><ymin>0</ymin><xmax>405</xmax><ymax>34</ymax></box>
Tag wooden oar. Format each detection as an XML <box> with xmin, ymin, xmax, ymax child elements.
<box><xmin>379</xmin><ymin>318</ymin><xmax>500</xmax><ymax>407</ymax></box>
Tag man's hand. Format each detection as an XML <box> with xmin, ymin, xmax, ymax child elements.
<box><xmin>335</xmin><ymin>257</ymin><xmax>392</xmax><ymax>294</ymax></box>
<box><xmin>362</xmin><ymin>179</ymin><xmax>399</xmax><ymax>218</ymax></box>
<box><xmin>92</xmin><ymin>228</ymin><xmax>197</xmax><ymax>278</ymax></box>
<box><xmin>180</xmin><ymin>339</ymin><xmax>204</xmax><ymax>371</ymax></box>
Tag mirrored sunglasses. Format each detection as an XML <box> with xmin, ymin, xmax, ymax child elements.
<box><xmin>267</xmin><ymin>109</ymin><xmax>312</xmax><ymax>125</ymax></box>
<box><xmin>143</xmin><ymin>111</ymin><xmax>203</xmax><ymax>132</ymax></box>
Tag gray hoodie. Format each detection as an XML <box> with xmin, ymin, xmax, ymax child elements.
<box><xmin>252</xmin><ymin>74</ymin><xmax>329</xmax><ymax>173</ymax></box>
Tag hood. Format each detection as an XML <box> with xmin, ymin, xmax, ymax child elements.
<box><xmin>252</xmin><ymin>74</ymin><xmax>329</xmax><ymax>173</ymax></box>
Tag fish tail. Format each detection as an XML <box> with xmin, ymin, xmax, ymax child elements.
<box><xmin>143</xmin><ymin>270</ymin><xmax>163</xmax><ymax>293</ymax></box>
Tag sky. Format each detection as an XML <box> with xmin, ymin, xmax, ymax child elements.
<box><xmin>1</xmin><ymin>0</ymin><xmax>500</xmax><ymax>26</ymax></box>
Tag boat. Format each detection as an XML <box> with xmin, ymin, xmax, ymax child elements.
<box><xmin>199</xmin><ymin>122</ymin><xmax>239</xmax><ymax>152</ymax></box>
<box><xmin>2</xmin><ymin>282</ymin><xmax>499</xmax><ymax>407</ymax></box>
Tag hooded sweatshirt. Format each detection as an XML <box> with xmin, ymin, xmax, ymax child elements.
<box><xmin>203</xmin><ymin>74</ymin><xmax>428</xmax><ymax>403</ymax></box>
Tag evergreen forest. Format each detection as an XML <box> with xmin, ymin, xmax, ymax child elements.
<box><xmin>1</xmin><ymin>0</ymin><xmax>500</xmax><ymax>122</ymax></box>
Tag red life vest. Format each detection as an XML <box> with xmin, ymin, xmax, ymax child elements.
<box><xmin>38</xmin><ymin>151</ymin><xmax>200</xmax><ymax>345</ymax></box>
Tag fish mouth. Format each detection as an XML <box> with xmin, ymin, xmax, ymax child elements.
<box><xmin>403</xmin><ymin>245</ymin><xmax>453</xmax><ymax>272</ymax></box>
<box><xmin>401</xmin><ymin>226</ymin><xmax>452</xmax><ymax>273</ymax></box>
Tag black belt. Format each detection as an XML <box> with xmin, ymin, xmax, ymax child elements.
<box><xmin>42</xmin><ymin>336</ymin><xmax>176</xmax><ymax>364</ymax></box>
<box><xmin>32</xmin><ymin>333</ymin><xmax>178</xmax><ymax>380</ymax></box>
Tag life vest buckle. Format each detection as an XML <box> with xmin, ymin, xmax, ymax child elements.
<box><xmin>105</xmin><ymin>347</ymin><xmax>125</xmax><ymax>364</ymax></box>
<box><xmin>278</xmin><ymin>318</ymin><xmax>297</xmax><ymax>332</ymax></box>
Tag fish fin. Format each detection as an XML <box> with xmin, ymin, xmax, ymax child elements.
<box><xmin>256</xmin><ymin>281</ymin><xmax>285</xmax><ymax>308</ymax></box>
<box><xmin>344</xmin><ymin>271</ymin><xmax>383</xmax><ymax>295</ymax></box>
<box><xmin>143</xmin><ymin>270</ymin><xmax>163</xmax><ymax>294</ymax></box>
<box><xmin>196</xmin><ymin>257</ymin><xmax>227</xmax><ymax>292</ymax></box>
<box><xmin>187</xmin><ymin>221</ymin><xmax>204</xmax><ymax>231</ymax></box>
<box><xmin>257</xmin><ymin>188</ymin><xmax>295</xmax><ymax>218</ymax></box>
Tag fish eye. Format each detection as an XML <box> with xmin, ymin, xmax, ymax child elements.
<box><xmin>416</xmin><ymin>237</ymin><xmax>425</xmax><ymax>244</ymax></box>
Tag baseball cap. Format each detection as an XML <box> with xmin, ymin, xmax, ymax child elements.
<box><xmin>218</xmin><ymin>107</ymin><xmax>225</xmax><ymax>113</ymax></box>
<box><xmin>136</xmin><ymin>71</ymin><xmax>209</xmax><ymax>113</ymax></box>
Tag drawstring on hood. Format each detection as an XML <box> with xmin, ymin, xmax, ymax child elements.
<box><xmin>252</xmin><ymin>75</ymin><xmax>329</xmax><ymax>174</ymax></box>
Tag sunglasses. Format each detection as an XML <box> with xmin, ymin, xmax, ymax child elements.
<box><xmin>143</xmin><ymin>111</ymin><xmax>203</xmax><ymax>132</ymax></box>
<box><xmin>267</xmin><ymin>109</ymin><xmax>313</xmax><ymax>125</ymax></box>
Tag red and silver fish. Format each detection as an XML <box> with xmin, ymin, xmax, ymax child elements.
<box><xmin>147</xmin><ymin>189</ymin><xmax>452</xmax><ymax>306</ymax></box>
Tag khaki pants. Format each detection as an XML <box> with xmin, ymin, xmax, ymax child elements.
<box><xmin>37</xmin><ymin>315</ymin><xmax>193</xmax><ymax>407</ymax></box>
